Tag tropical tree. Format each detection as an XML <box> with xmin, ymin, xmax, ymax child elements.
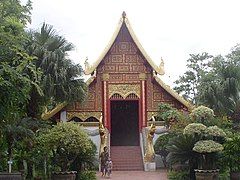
<box><xmin>25</xmin><ymin>23</ymin><xmax>87</xmax><ymax>118</ymax></box>
<box><xmin>198</xmin><ymin>47</ymin><xmax>240</xmax><ymax>120</ymax></box>
<box><xmin>175</xmin><ymin>46</ymin><xmax>240</xmax><ymax>122</ymax></box>
<box><xmin>0</xmin><ymin>1</ymin><xmax>43</xmax><ymax>175</ymax></box>
<box><xmin>0</xmin><ymin>0</ymin><xmax>37</xmax><ymax>124</ymax></box>
<box><xmin>174</xmin><ymin>53</ymin><xmax>213</xmax><ymax>105</ymax></box>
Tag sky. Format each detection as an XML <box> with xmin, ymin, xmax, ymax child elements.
<box><xmin>22</xmin><ymin>0</ymin><xmax>240</xmax><ymax>85</ymax></box>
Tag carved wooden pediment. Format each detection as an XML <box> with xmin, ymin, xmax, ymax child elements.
<box><xmin>67</xmin><ymin>112</ymin><xmax>102</xmax><ymax>121</ymax></box>
<box><xmin>109</xmin><ymin>84</ymin><xmax>140</xmax><ymax>99</ymax></box>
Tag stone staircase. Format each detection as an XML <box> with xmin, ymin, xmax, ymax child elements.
<box><xmin>110</xmin><ymin>146</ymin><xmax>144</xmax><ymax>171</ymax></box>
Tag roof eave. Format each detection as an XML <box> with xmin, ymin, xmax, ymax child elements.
<box><xmin>153</xmin><ymin>75</ymin><xmax>193</xmax><ymax>110</ymax></box>
<box><xmin>41</xmin><ymin>102</ymin><xmax>67</xmax><ymax>120</ymax></box>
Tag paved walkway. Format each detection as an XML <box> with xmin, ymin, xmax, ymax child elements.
<box><xmin>96</xmin><ymin>169</ymin><xmax>168</xmax><ymax>180</ymax></box>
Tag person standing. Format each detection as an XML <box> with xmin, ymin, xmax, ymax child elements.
<box><xmin>100</xmin><ymin>146</ymin><xmax>109</xmax><ymax>177</ymax></box>
<box><xmin>105</xmin><ymin>157</ymin><xmax>113</xmax><ymax>177</ymax></box>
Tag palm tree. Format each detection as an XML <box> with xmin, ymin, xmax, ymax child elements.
<box><xmin>25</xmin><ymin>23</ymin><xmax>86</xmax><ymax>118</ymax></box>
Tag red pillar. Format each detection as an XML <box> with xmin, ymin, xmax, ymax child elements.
<box><xmin>141</xmin><ymin>80</ymin><xmax>147</xmax><ymax>128</ymax></box>
<box><xmin>102</xmin><ymin>74</ymin><xmax>109</xmax><ymax>130</ymax></box>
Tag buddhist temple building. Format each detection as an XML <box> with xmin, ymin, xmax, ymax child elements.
<box><xmin>42</xmin><ymin>12</ymin><xmax>192</xmax><ymax>171</ymax></box>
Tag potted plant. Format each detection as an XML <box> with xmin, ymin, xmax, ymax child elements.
<box><xmin>193</xmin><ymin>140</ymin><xmax>223</xmax><ymax>180</ymax></box>
<box><xmin>37</xmin><ymin>122</ymin><xmax>93</xmax><ymax>180</ymax></box>
<box><xmin>184</xmin><ymin>123</ymin><xmax>226</xmax><ymax>180</ymax></box>
<box><xmin>223</xmin><ymin>134</ymin><xmax>240</xmax><ymax>180</ymax></box>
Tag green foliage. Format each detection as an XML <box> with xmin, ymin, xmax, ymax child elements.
<box><xmin>223</xmin><ymin>133</ymin><xmax>240</xmax><ymax>172</ymax></box>
<box><xmin>174</xmin><ymin>52</ymin><xmax>213</xmax><ymax>104</ymax></box>
<box><xmin>193</xmin><ymin>140</ymin><xmax>223</xmax><ymax>153</ymax></box>
<box><xmin>166</xmin><ymin>134</ymin><xmax>198</xmax><ymax>179</ymax></box>
<box><xmin>77</xmin><ymin>171</ymin><xmax>97</xmax><ymax>180</ymax></box>
<box><xmin>157</xmin><ymin>103</ymin><xmax>188</xmax><ymax>129</ymax></box>
<box><xmin>37</xmin><ymin>122</ymin><xmax>94</xmax><ymax>172</ymax></box>
<box><xmin>154</xmin><ymin>133</ymin><xmax>173</xmax><ymax>154</ymax></box>
<box><xmin>0</xmin><ymin>0</ymin><xmax>40</xmax><ymax>124</ymax></box>
<box><xmin>70</xmin><ymin>140</ymin><xmax>97</xmax><ymax>171</ymax></box>
<box><xmin>184</xmin><ymin>123</ymin><xmax>207</xmax><ymax>135</ymax></box>
<box><xmin>168</xmin><ymin>170</ymin><xmax>190</xmax><ymax>180</ymax></box>
<box><xmin>219</xmin><ymin>171</ymin><xmax>230</xmax><ymax>180</ymax></box>
<box><xmin>0</xmin><ymin>0</ymin><xmax>32</xmax><ymax>25</ymax></box>
<box><xmin>182</xmin><ymin>120</ymin><xmax>226</xmax><ymax>170</ymax></box>
<box><xmin>198</xmin><ymin>51</ymin><xmax>240</xmax><ymax>119</ymax></box>
<box><xmin>190</xmin><ymin>105</ymin><xmax>214</xmax><ymax>123</ymax></box>
<box><xmin>154</xmin><ymin>133</ymin><xmax>174</xmax><ymax>167</ymax></box>
<box><xmin>174</xmin><ymin>46</ymin><xmax>240</xmax><ymax>121</ymax></box>
<box><xmin>166</xmin><ymin>134</ymin><xmax>199</xmax><ymax>165</ymax></box>
<box><xmin>25</xmin><ymin>23</ymin><xmax>87</xmax><ymax>118</ymax></box>
<box><xmin>205</xmin><ymin>126</ymin><xmax>226</xmax><ymax>137</ymax></box>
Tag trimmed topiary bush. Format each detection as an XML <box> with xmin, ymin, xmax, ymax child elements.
<box><xmin>37</xmin><ymin>122</ymin><xmax>93</xmax><ymax>172</ymax></box>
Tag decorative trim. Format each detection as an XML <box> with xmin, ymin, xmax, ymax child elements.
<box><xmin>67</xmin><ymin>112</ymin><xmax>102</xmax><ymax>121</ymax></box>
<box><xmin>153</xmin><ymin>74</ymin><xmax>193</xmax><ymax>110</ymax></box>
<box><xmin>86</xmin><ymin>71</ymin><xmax>96</xmax><ymax>86</ymax></box>
<box><xmin>84</xmin><ymin>13</ymin><xmax>164</xmax><ymax>75</ymax></box>
<box><xmin>41</xmin><ymin>102</ymin><xmax>67</xmax><ymax>120</ymax></box>
<box><xmin>109</xmin><ymin>84</ymin><xmax>140</xmax><ymax>99</ymax></box>
<box><xmin>102</xmin><ymin>73</ymin><xmax>110</xmax><ymax>81</ymax></box>
<box><xmin>139</xmin><ymin>73</ymin><xmax>147</xmax><ymax>80</ymax></box>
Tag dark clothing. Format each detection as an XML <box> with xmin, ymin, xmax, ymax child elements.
<box><xmin>100</xmin><ymin>151</ymin><xmax>109</xmax><ymax>173</ymax></box>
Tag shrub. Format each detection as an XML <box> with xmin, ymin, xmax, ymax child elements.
<box><xmin>205</xmin><ymin>126</ymin><xmax>226</xmax><ymax>137</ymax></box>
<box><xmin>168</xmin><ymin>170</ymin><xmax>190</xmax><ymax>180</ymax></box>
<box><xmin>37</xmin><ymin>122</ymin><xmax>93</xmax><ymax>172</ymax></box>
<box><xmin>193</xmin><ymin>140</ymin><xmax>223</xmax><ymax>153</ymax></box>
<box><xmin>183</xmin><ymin>123</ymin><xmax>207</xmax><ymax>135</ymax></box>
<box><xmin>223</xmin><ymin>133</ymin><xmax>240</xmax><ymax>172</ymax></box>
<box><xmin>77</xmin><ymin>171</ymin><xmax>96</xmax><ymax>180</ymax></box>
<box><xmin>191</xmin><ymin>105</ymin><xmax>214</xmax><ymax>124</ymax></box>
<box><xmin>157</xmin><ymin>103</ymin><xmax>182</xmax><ymax>127</ymax></box>
<box><xmin>154</xmin><ymin>133</ymin><xmax>173</xmax><ymax>167</ymax></box>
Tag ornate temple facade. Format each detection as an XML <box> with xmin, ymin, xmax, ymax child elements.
<box><xmin>43</xmin><ymin>12</ymin><xmax>192</xmax><ymax>171</ymax></box>
<box><xmin>63</xmin><ymin>12</ymin><xmax>191</xmax><ymax>127</ymax></box>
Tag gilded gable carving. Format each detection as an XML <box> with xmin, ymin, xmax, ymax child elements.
<box><xmin>67</xmin><ymin>111</ymin><xmax>102</xmax><ymax>121</ymax></box>
<box><xmin>109</xmin><ymin>84</ymin><xmax>140</xmax><ymax>99</ymax></box>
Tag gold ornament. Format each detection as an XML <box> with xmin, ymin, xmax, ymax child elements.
<box><xmin>67</xmin><ymin>112</ymin><xmax>102</xmax><ymax>121</ymax></box>
<box><xmin>144</xmin><ymin>116</ymin><xmax>156</xmax><ymax>162</ymax></box>
<box><xmin>109</xmin><ymin>84</ymin><xmax>140</xmax><ymax>98</ymax></box>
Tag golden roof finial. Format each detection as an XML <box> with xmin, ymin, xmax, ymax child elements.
<box><xmin>122</xmin><ymin>11</ymin><xmax>126</xmax><ymax>19</ymax></box>
<box><xmin>84</xmin><ymin>57</ymin><xmax>90</xmax><ymax>71</ymax></box>
<box><xmin>160</xmin><ymin>57</ymin><xmax>164</xmax><ymax>69</ymax></box>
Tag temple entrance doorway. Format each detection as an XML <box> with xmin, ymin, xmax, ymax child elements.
<box><xmin>110</xmin><ymin>100</ymin><xmax>139</xmax><ymax>146</ymax></box>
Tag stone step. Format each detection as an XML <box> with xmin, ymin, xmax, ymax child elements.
<box><xmin>110</xmin><ymin>146</ymin><xmax>143</xmax><ymax>171</ymax></box>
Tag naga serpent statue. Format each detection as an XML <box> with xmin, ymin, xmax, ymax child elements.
<box><xmin>99</xmin><ymin>114</ymin><xmax>108</xmax><ymax>156</ymax></box>
<box><xmin>144</xmin><ymin>115</ymin><xmax>156</xmax><ymax>162</ymax></box>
